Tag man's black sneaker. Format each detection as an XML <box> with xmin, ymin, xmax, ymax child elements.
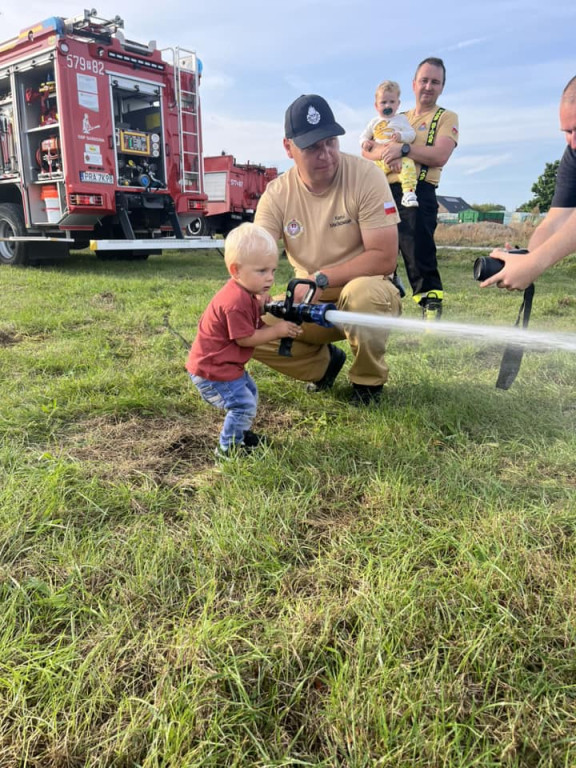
<box><xmin>243</xmin><ymin>430</ymin><xmax>269</xmax><ymax>448</ymax></box>
<box><xmin>350</xmin><ymin>383</ymin><xmax>383</xmax><ymax>406</ymax></box>
<box><xmin>306</xmin><ymin>344</ymin><xmax>346</xmax><ymax>393</ymax></box>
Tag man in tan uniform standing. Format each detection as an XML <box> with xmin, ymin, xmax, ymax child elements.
<box><xmin>254</xmin><ymin>94</ymin><xmax>402</xmax><ymax>405</ymax></box>
<box><xmin>375</xmin><ymin>58</ymin><xmax>459</xmax><ymax>319</ymax></box>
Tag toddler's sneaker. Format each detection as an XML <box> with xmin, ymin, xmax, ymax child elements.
<box><xmin>214</xmin><ymin>432</ymin><xmax>269</xmax><ymax>461</ymax></box>
<box><xmin>214</xmin><ymin>441</ymin><xmax>248</xmax><ymax>461</ymax></box>
<box><xmin>401</xmin><ymin>191</ymin><xmax>419</xmax><ymax>208</ymax></box>
<box><xmin>242</xmin><ymin>430</ymin><xmax>269</xmax><ymax>448</ymax></box>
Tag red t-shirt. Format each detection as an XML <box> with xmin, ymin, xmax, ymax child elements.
<box><xmin>186</xmin><ymin>279</ymin><xmax>263</xmax><ymax>381</ymax></box>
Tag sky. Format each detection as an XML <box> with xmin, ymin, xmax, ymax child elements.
<box><xmin>2</xmin><ymin>0</ymin><xmax>575</xmax><ymax>211</ymax></box>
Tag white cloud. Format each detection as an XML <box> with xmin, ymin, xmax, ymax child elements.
<box><xmin>454</xmin><ymin>104</ymin><xmax>562</xmax><ymax>148</ymax></box>
<box><xmin>201</xmin><ymin>114</ymin><xmax>284</xmax><ymax>168</ymax></box>
<box><xmin>283</xmin><ymin>75</ymin><xmax>313</xmax><ymax>94</ymax></box>
<box><xmin>200</xmin><ymin>72</ymin><xmax>235</xmax><ymax>92</ymax></box>
<box><xmin>442</xmin><ymin>37</ymin><xmax>488</xmax><ymax>52</ymax></box>
<box><xmin>451</xmin><ymin>153</ymin><xmax>513</xmax><ymax>175</ymax></box>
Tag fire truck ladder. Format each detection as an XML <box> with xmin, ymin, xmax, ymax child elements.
<box><xmin>174</xmin><ymin>48</ymin><xmax>202</xmax><ymax>195</ymax></box>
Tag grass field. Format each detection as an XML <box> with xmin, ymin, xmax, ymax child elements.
<box><xmin>1</xmin><ymin>245</ymin><xmax>576</xmax><ymax>767</ymax></box>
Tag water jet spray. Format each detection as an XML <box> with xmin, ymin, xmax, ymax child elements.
<box><xmin>265</xmin><ymin>275</ymin><xmax>576</xmax><ymax>388</ymax></box>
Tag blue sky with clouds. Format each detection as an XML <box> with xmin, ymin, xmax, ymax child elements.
<box><xmin>3</xmin><ymin>0</ymin><xmax>575</xmax><ymax>210</ymax></box>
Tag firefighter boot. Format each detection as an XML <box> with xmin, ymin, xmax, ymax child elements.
<box><xmin>420</xmin><ymin>291</ymin><xmax>443</xmax><ymax>322</ymax></box>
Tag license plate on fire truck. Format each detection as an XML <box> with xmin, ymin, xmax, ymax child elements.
<box><xmin>79</xmin><ymin>171</ymin><xmax>114</xmax><ymax>184</ymax></box>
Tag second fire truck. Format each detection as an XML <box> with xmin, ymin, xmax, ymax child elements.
<box><xmin>191</xmin><ymin>154</ymin><xmax>278</xmax><ymax>237</ymax></box>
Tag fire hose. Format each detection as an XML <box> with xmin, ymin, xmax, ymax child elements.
<box><xmin>165</xmin><ymin>267</ymin><xmax>552</xmax><ymax>392</ymax></box>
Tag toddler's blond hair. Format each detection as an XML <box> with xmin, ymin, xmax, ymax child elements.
<box><xmin>224</xmin><ymin>223</ymin><xmax>278</xmax><ymax>271</ymax></box>
<box><xmin>375</xmin><ymin>80</ymin><xmax>401</xmax><ymax>99</ymax></box>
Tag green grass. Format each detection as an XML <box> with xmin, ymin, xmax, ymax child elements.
<box><xmin>1</xmin><ymin>248</ymin><xmax>575</xmax><ymax>767</ymax></box>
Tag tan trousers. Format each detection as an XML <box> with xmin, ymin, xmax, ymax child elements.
<box><xmin>253</xmin><ymin>275</ymin><xmax>402</xmax><ymax>386</ymax></box>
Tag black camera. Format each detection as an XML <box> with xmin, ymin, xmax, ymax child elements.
<box><xmin>473</xmin><ymin>249</ymin><xmax>528</xmax><ymax>281</ymax></box>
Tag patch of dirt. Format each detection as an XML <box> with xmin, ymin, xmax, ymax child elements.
<box><xmin>90</xmin><ymin>291</ymin><xmax>118</xmax><ymax>309</ymax></box>
<box><xmin>255</xmin><ymin>407</ymin><xmax>301</xmax><ymax>434</ymax></box>
<box><xmin>63</xmin><ymin>414</ymin><xmax>220</xmax><ymax>481</ymax></box>
<box><xmin>61</xmin><ymin>405</ymin><xmax>293</xmax><ymax>485</ymax></box>
<box><xmin>0</xmin><ymin>329</ymin><xmax>21</xmax><ymax>346</ymax></box>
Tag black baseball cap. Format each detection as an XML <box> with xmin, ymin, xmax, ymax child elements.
<box><xmin>284</xmin><ymin>94</ymin><xmax>345</xmax><ymax>149</ymax></box>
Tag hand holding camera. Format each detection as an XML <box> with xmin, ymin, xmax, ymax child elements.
<box><xmin>474</xmin><ymin>249</ymin><xmax>530</xmax><ymax>287</ymax></box>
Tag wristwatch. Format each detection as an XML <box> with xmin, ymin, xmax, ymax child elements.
<box><xmin>313</xmin><ymin>271</ymin><xmax>329</xmax><ymax>290</ymax></box>
<box><xmin>401</xmin><ymin>143</ymin><xmax>411</xmax><ymax>157</ymax></box>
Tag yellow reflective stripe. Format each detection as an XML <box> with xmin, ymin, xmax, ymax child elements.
<box><xmin>417</xmin><ymin>108</ymin><xmax>445</xmax><ymax>183</ymax></box>
<box><xmin>413</xmin><ymin>290</ymin><xmax>444</xmax><ymax>304</ymax></box>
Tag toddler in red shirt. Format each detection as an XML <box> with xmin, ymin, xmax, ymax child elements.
<box><xmin>187</xmin><ymin>223</ymin><xmax>301</xmax><ymax>458</ymax></box>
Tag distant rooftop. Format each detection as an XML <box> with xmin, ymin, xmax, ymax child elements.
<box><xmin>437</xmin><ymin>196</ymin><xmax>471</xmax><ymax>214</ymax></box>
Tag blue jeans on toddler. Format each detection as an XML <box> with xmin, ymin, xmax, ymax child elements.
<box><xmin>189</xmin><ymin>371</ymin><xmax>258</xmax><ymax>450</ymax></box>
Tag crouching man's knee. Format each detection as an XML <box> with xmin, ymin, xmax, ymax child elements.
<box><xmin>338</xmin><ymin>275</ymin><xmax>402</xmax><ymax>316</ymax></box>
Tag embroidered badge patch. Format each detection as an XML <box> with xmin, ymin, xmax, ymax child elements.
<box><xmin>307</xmin><ymin>106</ymin><xmax>321</xmax><ymax>125</ymax></box>
<box><xmin>285</xmin><ymin>218</ymin><xmax>304</xmax><ymax>238</ymax></box>
<box><xmin>418</xmin><ymin>122</ymin><xmax>427</xmax><ymax>131</ymax></box>
<box><xmin>384</xmin><ymin>201</ymin><xmax>397</xmax><ymax>216</ymax></box>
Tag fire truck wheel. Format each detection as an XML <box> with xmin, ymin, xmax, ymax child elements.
<box><xmin>187</xmin><ymin>217</ymin><xmax>208</xmax><ymax>236</ymax></box>
<box><xmin>126</xmin><ymin>252</ymin><xmax>150</xmax><ymax>261</ymax></box>
<box><xmin>0</xmin><ymin>203</ymin><xmax>30</xmax><ymax>266</ymax></box>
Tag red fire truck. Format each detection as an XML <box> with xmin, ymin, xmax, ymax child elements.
<box><xmin>189</xmin><ymin>154</ymin><xmax>278</xmax><ymax>237</ymax></box>
<box><xmin>0</xmin><ymin>10</ymin><xmax>221</xmax><ymax>265</ymax></box>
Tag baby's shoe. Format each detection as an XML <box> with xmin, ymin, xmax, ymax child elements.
<box><xmin>401</xmin><ymin>191</ymin><xmax>419</xmax><ymax>208</ymax></box>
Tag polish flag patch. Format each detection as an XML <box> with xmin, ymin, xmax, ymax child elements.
<box><xmin>384</xmin><ymin>201</ymin><xmax>397</xmax><ymax>216</ymax></box>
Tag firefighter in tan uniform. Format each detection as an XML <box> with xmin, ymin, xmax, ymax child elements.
<box><xmin>367</xmin><ymin>58</ymin><xmax>459</xmax><ymax>320</ymax></box>
<box><xmin>254</xmin><ymin>94</ymin><xmax>402</xmax><ymax>406</ymax></box>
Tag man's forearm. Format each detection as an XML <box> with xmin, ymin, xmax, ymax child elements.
<box><xmin>528</xmin><ymin>219</ymin><xmax>555</xmax><ymax>251</ymax></box>
<box><xmin>484</xmin><ymin>207</ymin><xmax>576</xmax><ymax>290</ymax></box>
<box><xmin>528</xmin><ymin>207</ymin><xmax>576</xmax><ymax>265</ymax></box>
<box><xmin>402</xmin><ymin>142</ymin><xmax>452</xmax><ymax>167</ymax></box>
<box><xmin>381</xmin><ymin>136</ymin><xmax>455</xmax><ymax>168</ymax></box>
<box><xmin>529</xmin><ymin>208</ymin><xmax>576</xmax><ymax>270</ymax></box>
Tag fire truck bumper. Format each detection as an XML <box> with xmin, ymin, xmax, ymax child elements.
<box><xmin>88</xmin><ymin>237</ymin><xmax>224</xmax><ymax>251</ymax></box>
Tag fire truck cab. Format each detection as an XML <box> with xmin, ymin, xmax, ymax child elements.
<box><xmin>0</xmin><ymin>10</ymin><xmax>219</xmax><ymax>265</ymax></box>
